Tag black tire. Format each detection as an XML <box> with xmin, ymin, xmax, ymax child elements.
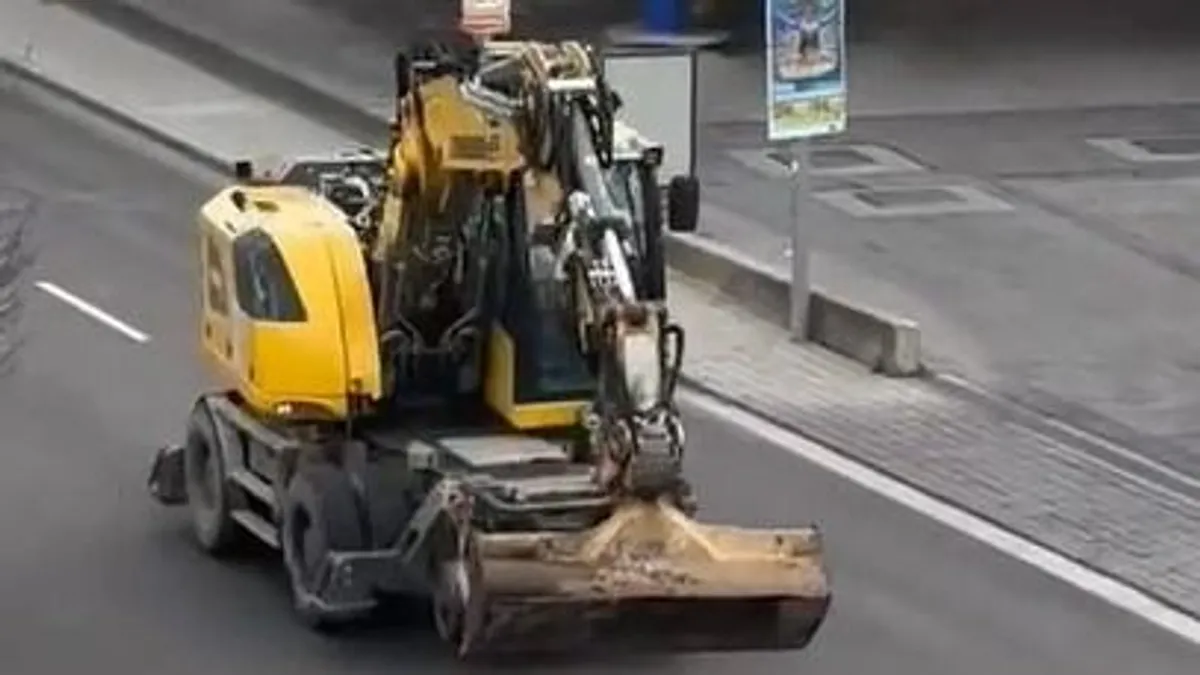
<box><xmin>182</xmin><ymin>399</ymin><xmax>246</xmax><ymax>555</ymax></box>
<box><xmin>666</xmin><ymin>174</ymin><xmax>700</xmax><ymax>233</ymax></box>
<box><xmin>281</xmin><ymin>462</ymin><xmax>368</xmax><ymax>632</ymax></box>
<box><xmin>635</xmin><ymin>162</ymin><xmax>666</xmax><ymax>301</ymax></box>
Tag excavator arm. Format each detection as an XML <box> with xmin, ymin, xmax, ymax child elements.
<box><xmin>449</xmin><ymin>39</ymin><xmax>693</xmax><ymax>500</ymax></box>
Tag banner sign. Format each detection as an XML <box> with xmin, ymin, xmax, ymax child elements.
<box><xmin>765</xmin><ymin>0</ymin><xmax>847</xmax><ymax>141</ymax></box>
<box><xmin>460</xmin><ymin>0</ymin><xmax>511</xmax><ymax>37</ymax></box>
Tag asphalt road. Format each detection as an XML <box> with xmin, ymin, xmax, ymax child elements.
<box><xmin>2</xmin><ymin>86</ymin><xmax>1199</xmax><ymax>675</ymax></box>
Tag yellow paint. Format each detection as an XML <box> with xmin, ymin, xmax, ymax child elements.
<box><xmin>483</xmin><ymin>323</ymin><xmax>587</xmax><ymax>430</ymax></box>
<box><xmin>373</xmin><ymin>74</ymin><xmax>524</xmax><ymax>265</ymax></box>
<box><xmin>198</xmin><ymin>185</ymin><xmax>381</xmax><ymax>421</ymax></box>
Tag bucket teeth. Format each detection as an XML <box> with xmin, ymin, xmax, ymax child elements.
<box><xmin>455</xmin><ymin>500</ymin><xmax>830</xmax><ymax>657</ymax></box>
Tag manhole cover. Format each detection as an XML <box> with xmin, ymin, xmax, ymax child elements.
<box><xmin>729</xmin><ymin>145</ymin><xmax>926</xmax><ymax>178</ymax></box>
<box><xmin>855</xmin><ymin>187</ymin><xmax>963</xmax><ymax>209</ymax></box>
<box><xmin>811</xmin><ymin>148</ymin><xmax>874</xmax><ymax>170</ymax></box>
<box><xmin>767</xmin><ymin>147</ymin><xmax>872</xmax><ymax>170</ymax></box>
<box><xmin>817</xmin><ymin>184</ymin><xmax>1013</xmax><ymax>217</ymax></box>
<box><xmin>1131</xmin><ymin>137</ymin><xmax>1200</xmax><ymax>156</ymax></box>
<box><xmin>764</xmin><ymin>150</ymin><xmax>795</xmax><ymax>170</ymax></box>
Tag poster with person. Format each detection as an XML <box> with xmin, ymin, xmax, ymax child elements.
<box><xmin>765</xmin><ymin>0</ymin><xmax>847</xmax><ymax>140</ymax></box>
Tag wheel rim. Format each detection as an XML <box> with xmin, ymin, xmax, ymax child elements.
<box><xmin>285</xmin><ymin>507</ymin><xmax>317</xmax><ymax>590</ymax></box>
<box><xmin>186</xmin><ymin>434</ymin><xmax>218</xmax><ymax>513</ymax></box>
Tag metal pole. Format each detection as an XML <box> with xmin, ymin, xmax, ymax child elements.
<box><xmin>788</xmin><ymin>139</ymin><xmax>811</xmax><ymax>341</ymax></box>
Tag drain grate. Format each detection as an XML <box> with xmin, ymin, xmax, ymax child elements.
<box><xmin>1132</xmin><ymin>137</ymin><xmax>1200</xmax><ymax>156</ymax></box>
<box><xmin>816</xmin><ymin>185</ymin><xmax>1014</xmax><ymax>217</ymax></box>
<box><xmin>767</xmin><ymin>147</ymin><xmax>876</xmax><ymax>171</ymax></box>
<box><xmin>855</xmin><ymin>187</ymin><xmax>962</xmax><ymax>209</ymax></box>
<box><xmin>728</xmin><ymin>144</ymin><xmax>926</xmax><ymax>178</ymax></box>
<box><xmin>1087</xmin><ymin>137</ymin><xmax>1200</xmax><ymax>163</ymax></box>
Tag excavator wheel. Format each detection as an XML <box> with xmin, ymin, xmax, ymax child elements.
<box><xmin>182</xmin><ymin>399</ymin><xmax>247</xmax><ymax>556</ymax></box>
<box><xmin>281</xmin><ymin>462</ymin><xmax>369</xmax><ymax>632</ymax></box>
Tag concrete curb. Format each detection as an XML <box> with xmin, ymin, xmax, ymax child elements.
<box><xmin>665</xmin><ymin>232</ymin><xmax>923</xmax><ymax>377</ymax></box>
<box><xmin>604</xmin><ymin>24</ymin><xmax>731</xmax><ymax>49</ymax></box>
<box><xmin>0</xmin><ymin>58</ymin><xmax>229</xmax><ymax>176</ymax></box>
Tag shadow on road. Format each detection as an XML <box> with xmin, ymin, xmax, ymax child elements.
<box><xmin>0</xmin><ymin>187</ymin><xmax>35</xmax><ymax>376</ymax></box>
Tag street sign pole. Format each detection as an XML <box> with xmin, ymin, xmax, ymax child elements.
<box><xmin>788</xmin><ymin>139</ymin><xmax>811</xmax><ymax>339</ymax></box>
<box><xmin>765</xmin><ymin>0</ymin><xmax>847</xmax><ymax>342</ymax></box>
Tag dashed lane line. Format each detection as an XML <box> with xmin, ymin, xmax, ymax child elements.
<box><xmin>35</xmin><ymin>280</ymin><xmax>151</xmax><ymax>344</ymax></box>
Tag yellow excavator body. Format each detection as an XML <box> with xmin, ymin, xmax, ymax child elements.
<box><xmin>198</xmin><ymin>184</ymin><xmax>381</xmax><ymax>421</ymax></box>
<box><xmin>150</xmin><ymin>36</ymin><xmax>830</xmax><ymax>661</ymax></box>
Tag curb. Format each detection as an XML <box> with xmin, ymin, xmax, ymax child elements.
<box><xmin>0</xmin><ymin>58</ymin><xmax>229</xmax><ymax>176</ymax></box>
<box><xmin>665</xmin><ymin>232</ymin><xmax>922</xmax><ymax>376</ymax></box>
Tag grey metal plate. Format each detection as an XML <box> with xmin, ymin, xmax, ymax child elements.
<box><xmin>855</xmin><ymin>187</ymin><xmax>960</xmax><ymax>208</ymax></box>
<box><xmin>815</xmin><ymin>184</ymin><xmax>1015</xmax><ymax>217</ymax></box>
<box><xmin>728</xmin><ymin>144</ymin><xmax>926</xmax><ymax>179</ymax></box>
<box><xmin>768</xmin><ymin>147</ymin><xmax>875</xmax><ymax>171</ymax></box>
<box><xmin>506</xmin><ymin>471</ymin><xmax>600</xmax><ymax>501</ymax></box>
<box><xmin>438</xmin><ymin>434</ymin><xmax>569</xmax><ymax>469</ymax></box>
<box><xmin>1133</xmin><ymin>137</ymin><xmax>1200</xmax><ymax>155</ymax></box>
<box><xmin>1088</xmin><ymin>137</ymin><xmax>1200</xmax><ymax>163</ymax></box>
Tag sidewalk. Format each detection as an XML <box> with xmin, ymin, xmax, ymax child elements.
<box><xmin>0</xmin><ymin>1</ymin><xmax>357</xmax><ymax>161</ymax></box>
<box><xmin>7</xmin><ymin>0</ymin><xmax>1200</xmax><ymax>619</ymax></box>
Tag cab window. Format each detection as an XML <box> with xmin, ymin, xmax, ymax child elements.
<box><xmin>232</xmin><ymin>230</ymin><xmax>306</xmax><ymax>322</ymax></box>
<box><xmin>494</xmin><ymin>194</ymin><xmax>594</xmax><ymax>403</ymax></box>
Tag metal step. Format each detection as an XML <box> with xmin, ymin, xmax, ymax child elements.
<box><xmin>229</xmin><ymin>467</ymin><xmax>277</xmax><ymax>512</ymax></box>
<box><xmin>231</xmin><ymin>509</ymin><xmax>280</xmax><ymax>549</ymax></box>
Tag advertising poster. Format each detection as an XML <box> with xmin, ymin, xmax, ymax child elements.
<box><xmin>765</xmin><ymin>0</ymin><xmax>847</xmax><ymax>141</ymax></box>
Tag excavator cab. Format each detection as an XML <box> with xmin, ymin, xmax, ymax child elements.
<box><xmin>481</xmin><ymin>181</ymin><xmax>598</xmax><ymax>430</ymax></box>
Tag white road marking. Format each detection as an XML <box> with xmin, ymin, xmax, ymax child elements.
<box><xmin>35</xmin><ymin>280</ymin><xmax>151</xmax><ymax>344</ymax></box>
<box><xmin>681</xmin><ymin>387</ymin><xmax>1200</xmax><ymax>646</ymax></box>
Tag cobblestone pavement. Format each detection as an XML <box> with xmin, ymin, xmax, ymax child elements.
<box><xmin>669</xmin><ymin>268</ymin><xmax>1200</xmax><ymax>617</ymax></box>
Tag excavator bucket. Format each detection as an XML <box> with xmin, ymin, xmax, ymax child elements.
<box><xmin>458</xmin><ymin>500</ymin><xmax>830</xmax><ymax>657</ymax></box>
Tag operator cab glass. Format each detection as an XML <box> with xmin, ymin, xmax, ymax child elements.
<box><xmin>231</xmin><ymin>229</ymin><xmax>307</xmax><ymax>323</ymax></box>
<box><xmin>605</xmin><ymin>160</ymin><xmax>648</xmax><ymax>250</ymax></box>
<box><xmin>497</xmin><ymin>184</ymin><xmax>595</xmax><ymax>405</ymax></box>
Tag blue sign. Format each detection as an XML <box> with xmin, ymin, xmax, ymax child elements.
<box><xmin>765</xmin><ymin>0</ymin><xmax>847</xmax><ymax>141</ymax></box>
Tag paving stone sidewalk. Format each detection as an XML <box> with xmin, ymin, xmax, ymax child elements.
<box><xmin>6</xmin><ymin>0</ymin><xmax>1200</xmax><ymax>618</ymax></box>
<box><xmin>669</xmin><ymin>269</ymin><xmax>1200</xmax><ymax>616</ymax></box>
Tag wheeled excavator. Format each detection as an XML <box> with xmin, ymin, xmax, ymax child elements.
<box><xmin>146</xmin><ymin>37</ymin><xmax>830</xmax><ymax>658</ymax></box>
